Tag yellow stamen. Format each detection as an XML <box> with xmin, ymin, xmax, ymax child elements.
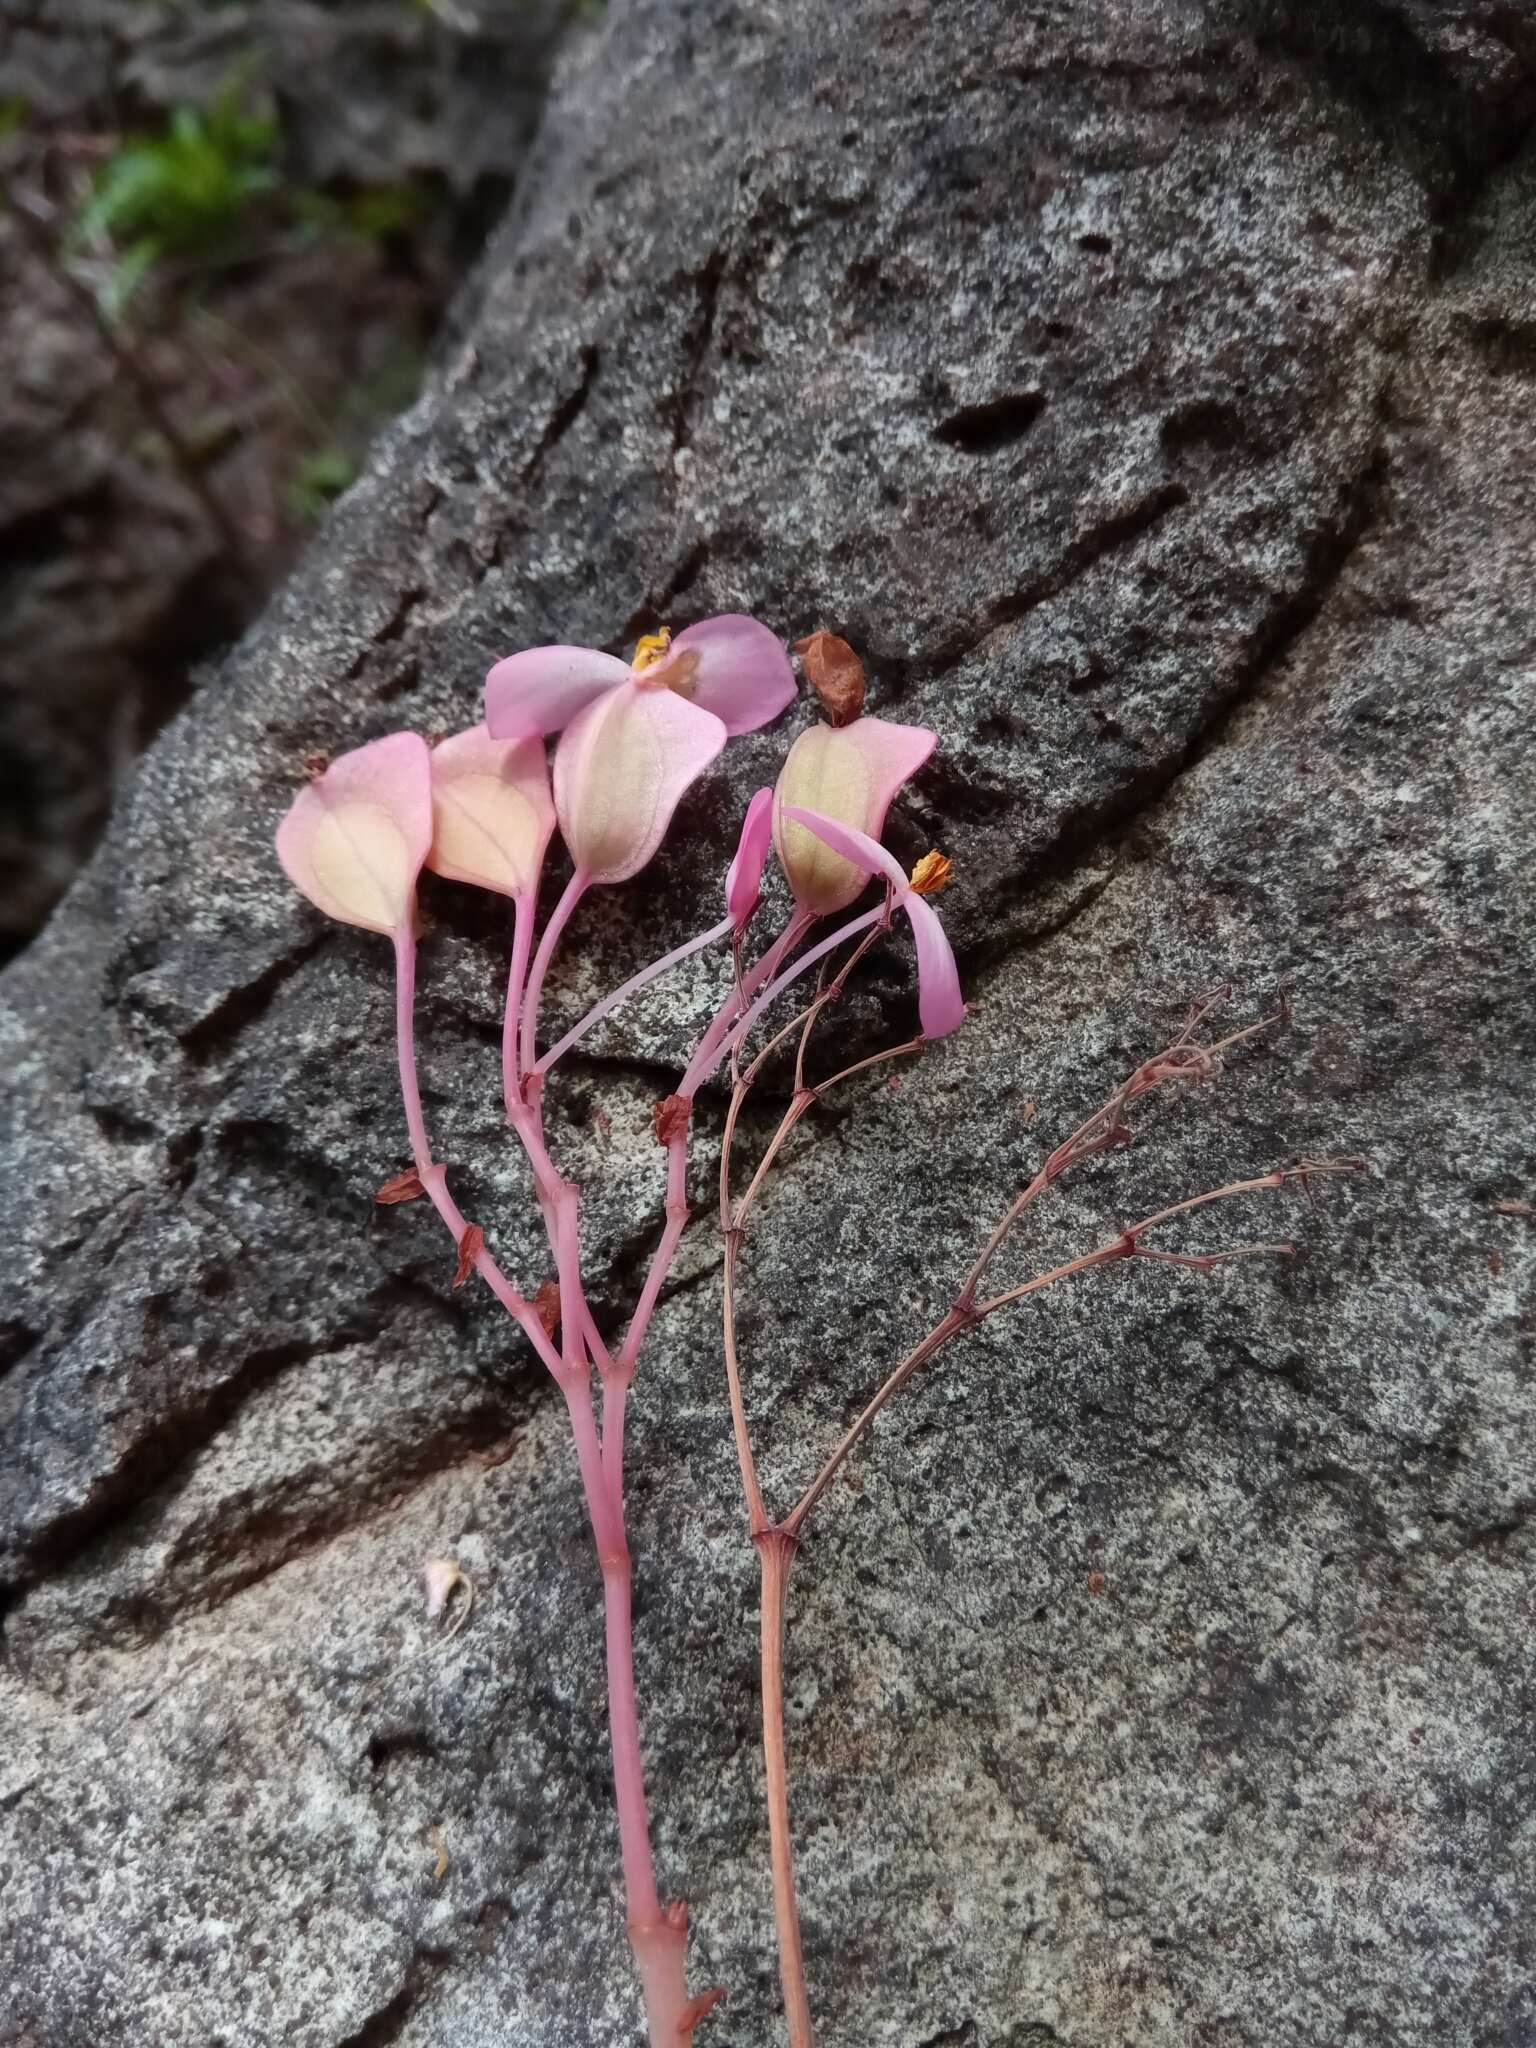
<box><xmin>631</xmin><ymin>629</ymin><xmax>673</xmax><ymax>672</ymax></box>
<box><xmin>909</xmin><ymin>849</ymin><xmax>954</xmax><ymax>896</ymax></box>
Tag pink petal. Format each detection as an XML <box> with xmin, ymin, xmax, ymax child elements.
<box><xmin>554</xmin><ymin>677</ymin><xmax>727</xmax><ymax>884</ymax></box>
<box><xmin>663</xmin><ymin>614</ymin><xmax>797</xmax><ymax>736</ymax></box>
<box><xmin>781</xmin><ymin>804</ymin><xmax>907</xmax><ymax>891</ymax></box>
<box><xmin>772</xmin><ymin>717</ymin><xmax>937</xmax><ymax>914</ymax></box>
<box><xmin>725</xmin><ymin>787</ymin><xmax>775</xmax><ymax>926</ymax></box>
<box><xmin>275</xmin><ymin>732</ymin><xmax>432</xmax><ymax>935</ymax></box>
<box><xmin>783</xmin><ymin>805</ymin><xmax>964</xmax><ymax>1041</ymax></box>
<box><xmin>426</xmin><ymin>723</ymin><xmax>555</xmax><ymax>899</ymax></box>
<box><xmin>484</xmin><ymin>644</ymin><xmax>631</xmax><ymax>740</ymax></box>
<box><xmin>902</xmin><ymin>892</ymin><xmax>965</xmax><ymax>1039</ymax></box>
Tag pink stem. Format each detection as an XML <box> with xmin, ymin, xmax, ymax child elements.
<box><xmin>537</xmin><ymin>914</ymin><xmax>736</xmax><ymax>1078</ymax></box>
<box><xmin>501</xmin><ymin>889</ymin><xmax>535</xmax><ymax>1120</ymax></box>
<box><xmin>682</xmin><ymin>905</ymin><xmax>881</xmax><ymax>1097</ymax></box>
<box><xmin>617</xmin><ymin>913</ymin><xmax>812</xmax><ymax>1379</ymax></box>
<box><xmin>506</xmin><ymin>1087</ymin><xmax>606</xmax><ymax>1375</ymax></box>
<box><xmin>554</xmin><ymin>1171</ymin><xmax>586</xmax><ymax>1376</ymax></box>
<box><xmin>602</xmin><ymin>1373</ymin><xmax>628</xmax><ymax>1503</ymax></box>
<box><xmin>520</xmin><ymin>867</ymin><xmax>588</xmax><ymax>1080</ymax></box>
<box><xmin>398</xmin><ymin>922</ymin><xmax>695</xmax><ymax>2044</ymax></box>
<box><xmin>391</xmin><ymin>924</ymin><xmax>565</xmax><ymax>1379</ymax></box>
<box><xmin>618</xmin><ymin>1130</ymin><xmax>690</xmax><ymax>1375</ymax></box>
<box><xmin>697</xmin><ymin>911</ymin><xmax>813</xmax><ymax>1080</ymax></box>
<box><xmin>494</xmin><ymin>872</ymin><xmax>603</xmax><ymax>1376</ymax></box>
<box><xmin>393</xmin><ymin>922</ymin><xmax>434</xmax><ymax>1170</ymax></box>
<box><xmin>563</xmin><ymin>1376</ymin><xmax>692</xmax><ymax>2043</ymax></box>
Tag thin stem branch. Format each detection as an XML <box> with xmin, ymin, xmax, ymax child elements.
<box><xmin>520</xmin><ymin>868</ymin><xmax>588</xmax><ymax>1080</ymax></box>
<box><xmin>616</xmin><ymin>1131</ymin><xmax>690</xmax><ymax>1378</ymax></box>
<box><xmin>537</xmin><ymin>914</ymin><xmax>735</xmax><ymax>1078</ymax></box>
<box><xmin>815</xmin><ymin>1035</ymin><xmax>925</xmax><ymax>1095</ymax></box>
<box><xmin>616</xmin><ymin>913</ymin><xmax>812</xmax><ymax>1382</ymax></box>
<box><xmin>952</xmin><ymin>989</ymin><xmax>1290</xmax><ymax>1314</ymax></box>
<box><xmin>716</xmin><ymin>916</ymin><xmax>899</xmax><ymax>1541</ymax></box>
<box><xmin>791</xmin><ymin>961</ymin><xmax>826</xmax><ymax>1098</ymax></box>
<box><xmin>783</xmin><ymin>1312</ymin><xmax>963</xmax><ymax>1540</ymax></box>
<box><xmin>390</xmin><ymin>926</ymin><xmax>565</xmax><ymax>1378</ymax></box>
<box><xmin>786</xmin><ymin>1158</ymin><xmax>1363</xmax><ymax>1538</ymax></box>
<box><xmin>757</xmin><ymin>1531</ymin><xmax>815</xmax><ymax>2048</ymax></box>
<box><xmin>720</xmin><ymin>1233</ymin><xmax>768</xmax><ymax>1534</ymax></box>
<box><xmin>684</xmin><ymin>904</ymin><xmax>882</xmax><ymax>1096</ymax></box>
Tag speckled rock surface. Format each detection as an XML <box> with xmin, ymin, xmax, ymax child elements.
<box><xmin>0</xmin><ymin>0</ymin><xmax>570</xmax><ymax>952</ymax></box>
<box><xmin>2</xmin><ymin>3</ymin><xmax>1534</xmax><ymax>2044</ymax></box>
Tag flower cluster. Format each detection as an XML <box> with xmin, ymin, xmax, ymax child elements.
<box><xmin>277</xmin><ymin>612</ymin><xmax>961</xmax><ymax>1046</ymax></box>
<box><xmin>274</xmin><ymin>613</ymin><xmax>960</xmax><ymax>2048</ymax></box>
<box><xmin>273</xmin><ymin>612</ymin><xmax>1355</xmax><ymax>2048</ymax></box>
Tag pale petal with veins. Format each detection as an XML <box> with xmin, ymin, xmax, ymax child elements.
<box><xmin>428</xmin><ymin>724</ymin><xmax>555</xmax><ymax>898</ymax></box>
<box><xmin>772</xmin><ymin>717</ymin><xmax>936</xmax><ymax>914</ymax></box>
<box><xmin>554</xmin><ymin>679</ymin><xmax>727</xmax><ymax>885</ymax></box>
<box><xmin>276</xmin><ymin>731</ymin><xmax>433</xmax><ymax>935</ymax></box>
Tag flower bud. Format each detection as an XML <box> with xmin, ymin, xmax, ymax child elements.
<box><xmin>772</xmin><ymin>717</ymin><xmax>935</xmax><ymax>916</ymax></box>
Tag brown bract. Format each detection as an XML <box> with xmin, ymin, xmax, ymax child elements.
<box><xmin>909</xmin><ymin>850</ymin><xmax>953</xmax><ymax>897</ymax></box>
<box><xmin>452</xmin><ymin>1225</ymin><xmax>484</xmax><ymax>1289</ymax></box>
<box><xmin>678</xmin><ymin>1988</ymin><xmax>726</xmax><ymax>2029</ymax></box>
<box><xmin>375</xmin><ymin>1168</ymin><xmax>426</xmax><ymax>1204</ymax></box>
<box><xmin>534</xmin><ymin>1280</ymin><xmax>562</xmax><ymax>1336</ymax></box>
<box><xmin>793</xmin><ymin>630</ymin><xmax>865</xmax><ymax>726</ymax></box>
<box><xmin>653</xmin><ymin>1093</ymin><xmax>691</xmax><ymax>1146</ymax></box>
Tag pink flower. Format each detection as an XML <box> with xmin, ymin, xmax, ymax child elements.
<box><xmin>724</xmin><ymin>787</ymin><xmax>775</xmax><ymax>930</ymax></box>
<box><xmin>485</xmin><ymin>616</ymin><xmax>795</xmax><ymax>887</ymax></box>
<box><xmin>275</xmin><ymin>733</ymin><xmax>433</xmax><ymax>936</ymax></box>
<box><xmin>486</xmin><ymin>615</ymin><xmax>795</xmax><ymax>741</ymax></box>
<box><xmin>771</xmin><ymin>717</ymin><xmax>936</xmax><ymax>916</ymax></box>
<box><xmin>425</xmin><ymin>724</ymin><xmax>555</xmax><ymax>900</ymax></box>
<box><xmin>782</xmin><ymin>806</ymin><xmax>965</xmax><ymax>1040</ymax></box>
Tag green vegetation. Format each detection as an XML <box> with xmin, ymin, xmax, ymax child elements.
<box><xmin>285</xmin><ymin>446</ymin><xmax>358</xmax><ymax>522</ymax></box>
<box><xmin>56</xmin><ymin>69</ymin><xmax>436</xmax><ymax>529</ymax></box>
<box><xmin>290</xmin><ymin>181</ymin><xmax>426</xmax><ymax>249</ymax></box>
<box><xmin>77</xmin><ymin>84</ymin><xmax>279</xmax><ymax>312</ymax></box>
<box><xmin>76</xmin><ymin>77</ymin><xmax>437</xmax><ymax>319</ymax></box>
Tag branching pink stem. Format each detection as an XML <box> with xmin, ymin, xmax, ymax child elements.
<box><xmin>394</xmin><ymin>919</ymin><xmax>698</xmax><ymax>2046</ymax></box>
<box><xmin>391</xmin><ymin>926</ymin><xmax>565</xmax><ymax>1378</ymax></box>
<box><xmin>536</xmin><ymin>914</ymin><xmax>736</xmax><ymax>1078</ymax></box>
<box><xmin>684</xmin><ymin>904</ymin><xmax>881</xmax><ymax>1096</ymax></box>
<box><xmin>520</xmin><ymin>867</ymin><xmax>588</xmax><ymax>1078</ymax></box>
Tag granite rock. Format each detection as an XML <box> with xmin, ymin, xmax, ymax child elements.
<box><xmin>2</xmin><ymin>3</ymin><xmax>1533</xmax><ymax>2045</ymax></box>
